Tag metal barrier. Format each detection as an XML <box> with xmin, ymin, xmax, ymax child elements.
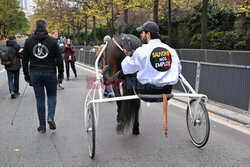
<box><xmin>173</xmin><ymin>61</ymin><xmax>197</xmax><ymax>92</ymax></box>
<box><xmin>0</xmin><ymin>40</ymin><xmax>25</xmax><ymax>47</ymax></box>
<box><xmin>199</xmin><ymin>63</ymin><xmax>250</xmax><ymax>111</ymax></box>
<box><xmin>176</xmin><ymin>49</ymin><xmax>250</xmax><ymax>66</ymax></box>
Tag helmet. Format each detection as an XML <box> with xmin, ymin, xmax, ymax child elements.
<box><xmin>103</xmin><ymin>35</ymin><xmax>111</xmax><ymax>43</ymax></box>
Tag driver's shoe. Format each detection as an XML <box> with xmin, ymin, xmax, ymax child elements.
<box><xmin>115</xmin><ymin>122</ymin><xmax>124</xmax><ymax>135</ymax></box>
<box><xmin>132</xmin><ymin>126</ymin><xmax>140</xmax><ymax>135</ymax></box>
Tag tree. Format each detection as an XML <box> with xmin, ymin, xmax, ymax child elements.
<box><xmin>0</xmin><ymin>0</ymin><xmax>28</xmax><ymax>36</ymax></box>
<box><xmin>123</xmin><ymin>0</ymin><xmax>129</xmax><ymax>24</ymax></box>
<box><xmin>201</xmin><ymin>0</ymin><xmax>208</xmax><ymax>49</ymax></box>
<box><xmin>168</xmin><ymin>0</ymin><xmax>172</xmax><ymax>46</ymax></box>
<box><xmin>31</xmin><ymin>0</ymin><xmax>70</xmax><ymax>33</ymax></box>
<box><xmin>153</xmin><ymin>0</ymin><xmax>159</xmax><ymax>24</ymax></box>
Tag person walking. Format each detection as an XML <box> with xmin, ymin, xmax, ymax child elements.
<box><xmin>62</xmin><ymin>39</ymin><xmax>77</xmax><ymax>80</ymax></box>
<box><xmin>95</xmin><ymin>35</ymin><xmax>114</xmax><ymax>98</ymax></box>
<box><xmin>4</xmin><ymin>36</ymin><xmax>23</xmax><ymax>99</ymax></box>
<box><xmin>22</xmin><ymin>20</ymin><xmax>64</xmax><ymax>133</ymax></box>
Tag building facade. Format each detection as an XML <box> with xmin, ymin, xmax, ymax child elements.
<box><xmin>19</xmin><ymin>0</ymin><xmax>33</xmax><ymax>16</ymax></box>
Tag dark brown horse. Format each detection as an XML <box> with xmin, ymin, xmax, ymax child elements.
<box><xmin>104</xmin><ymin>34</ymin><xmax>142</xmax><ymax>135</ymax></box>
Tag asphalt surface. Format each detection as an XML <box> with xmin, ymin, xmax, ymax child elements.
<box><xmin>0</xmin><ymin>64</ymin><xmax>250</xmax><ymax>167</ymax></box>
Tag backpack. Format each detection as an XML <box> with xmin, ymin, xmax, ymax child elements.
<box><xmin>0</xmin><ymin>47</ymin><xmax>16</xmax><ymax>66</ymax></box>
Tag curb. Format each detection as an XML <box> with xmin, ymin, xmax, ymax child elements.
<box><xmin>75</xmin><ymin>62</ymin><xmax>100</xmax><ymax>73</ymax></box>
<box><xmin>76</xmin><ymin>61</ymin><xmax>250</xmax><ymax>126</ymax></box>
<box><xmin>172</xmin><ymin>96</ymin><xmax>250</xmax><ymax>126</ymax></box>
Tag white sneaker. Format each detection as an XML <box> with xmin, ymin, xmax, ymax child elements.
<box><xmin>107</xmin><ymin>93</ymin><xmax>114</xmax><ymax>98</ymax></box>
<box><xmin>57</xmin><ymin>84</ymin><xmax>64</xmax><ymax>90</ymax></box>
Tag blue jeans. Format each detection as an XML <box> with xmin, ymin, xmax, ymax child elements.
<box><xmin>30</xmin><ymin>72</ymin><xmax>57</xmax><ymax>127</ymax></box>
<box><xmin>104</xmin><ymin>85</ymin><xmax>112</xmax><ymax>94</ymax></box>
<box><xmin>7</xmin><ymin>70</ymin><xmax>20</xmax><ymax>93</ymax></box>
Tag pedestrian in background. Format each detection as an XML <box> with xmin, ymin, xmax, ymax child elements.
<box><xmin>52</xmin><ymin>30</ymin><xmax>65</xmax><ymax>89</ymax></box>
<box><xmin>22</xmin><ymin>19</ymin><xmax>64</xmax><ymax>133</ymax></box>
<box><xmin>62</xmin><ymin>39</ymin><xmax>77</xmax><ymax>80</ymax></box>
<box><xmin>60</xmin><ymin>35</ymin><xmax>66</xmax><ymax>44</ymax></box>
<box><xmin>5</xmin><ymin>36</ymin><xmax>23</xmax><ymax>99</ymax></box>
<box><xmin>52</xmin><ymin>30</ymin><xmax>65</xmax><ymax>55</ymax></box>
<box><xmin>95</xmin><ymin>35</ymin><xmax>114</xmax><ymax>98</ymax></box>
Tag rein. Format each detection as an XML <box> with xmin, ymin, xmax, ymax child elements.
<box><xmin>112</xmin><ymin>38</ymin><xmax>128</xmax><ymax>55</ymax></box>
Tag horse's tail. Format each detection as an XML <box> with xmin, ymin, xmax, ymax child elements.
<box><xmin>120</xmin><ymin>98</ymin><xmax>140</xmax><ymax>129</ymax></box>
<box><xmin>119</xmin><ymin>79</ymin><xmax>140</xmax><ymax>128</ymax></box>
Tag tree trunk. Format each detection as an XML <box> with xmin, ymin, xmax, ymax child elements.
<box><xmin>77</xmin><ymin>28</ymin><xmax>81</xmax><ymax>45</ymax></box>
<box><xmin>186</xmin><ymin>0</ymin><xmax>190</xmax><ymax>9</ymax></box>
<box><xmin>3</xmin><ymin>26</ymin><xmax>6</xmax><ymax>37</ymax></box>
<box><xmin>72</xmin><ymin>27</ymin><xmax>76</xmax><ymax>43</ymax></box>
<box><xmin>111</xmin><ymin>0</ymin><xmax>115</xmax><ymax>36</ymax></box>
<box><xmin>123</xmin><ymin>0</ymin><xmax>129</xmax><ymax>25</ymax></box>
<box><xmin>67</xmin><ymin>26</ymin><xmax>70</xmax><ymax>38</ymax></box>
<box><xmin>107</xmin><ymin>20</ymin><xmax>112</xmax><ymax>36</ymax></box>
<box><xmin>201</xmin><ymin>0</ymin><xmax>208</xmax><ymax>49</ymax></box>
<box><xmin>85</xmin><ymin>16</ymin><xmax>88</xmax><ymax>45</ymax></box>
<box><xmin>168</xmin><ymin>0</ymin><xmax>172</xmax><ymax>46</ymax></box>
<box><xmin>93</xmin><ymin>16</ymin><xmax>97</xmax><ymax>45</ymax></box>
<box><xmin>153</xmin><ymin>0</ymin><xmax>159</xmax><ymax>24</ymax></box>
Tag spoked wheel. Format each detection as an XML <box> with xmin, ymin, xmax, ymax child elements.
<box><xmin>186</xmin><ymin>99</ymin><xmax>210</xmax><ymax>147</ymax></box>
<box><xmin>86</xmin><ymin>103</ymin><xmax>95</xmax><ymax>158</ymax></box>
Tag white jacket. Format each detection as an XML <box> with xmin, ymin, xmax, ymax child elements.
<box><xmin>121</xmin><ymin>39</ymin><xmax>182</xmax><ymax>87</ymax></box>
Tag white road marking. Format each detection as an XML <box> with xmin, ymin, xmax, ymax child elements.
<box><xmin>77</xmin><ymin>63</ymin><xmax>250</xmax><ymax>135</ymax></box>
<box><xmin>76</xmin><ymin>63</ymin><xmax>100</xmax><ymax>75</ymax></box>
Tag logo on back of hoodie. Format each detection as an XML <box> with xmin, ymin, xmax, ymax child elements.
<box><xmin>33</xmin><ymin>43</ymin><xmax>49</xmax><ymax>59</ymax></box>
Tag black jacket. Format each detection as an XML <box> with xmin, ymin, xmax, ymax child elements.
<box><xmin>22</xmin><ymin>29</ymin><xmax>64</xmax><ymax>76</ymax></box>
<box><xmin>5</xmin><ymin>40</ymin><xmax>22</xmax><ymax>71</ymax></box>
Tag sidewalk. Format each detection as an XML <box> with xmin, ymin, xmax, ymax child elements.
<box><xmin>172</xmin><ymin>95</ymin><xmax>250</xmax><ymax>126</ymax></box>
<box><xmin>76</xmin><ymin>62</ymin><xmax>250</xmax><ymax>126</ymax></box>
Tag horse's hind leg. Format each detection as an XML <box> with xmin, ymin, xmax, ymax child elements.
<box><xmin>113</xmin><ymin>83</ymin><xmax>124</xmax><ymax>135</ymax></box>
<box><xmin>115</xmin><ymin>100</ymin><xmax>125</xmax><ymax>135</ymax></box>
<box><xmin>113</xmin><ymin>82</ymin><xmax>121</xmax><ymax>121</ymax></box>
<box><xmin>132</xmin><ymin>99</ymin><xmax>140</xmax><ymax>135</ymax></box>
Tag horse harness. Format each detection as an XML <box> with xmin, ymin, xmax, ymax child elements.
<box><xmin>103</xmin><ymin>34</ymin><xmax>135</xmax><ymax>84</ymax></box>
<box><xmin>112</xmin><ymin>34</ymin><xmax>134</xmax><ymax>56</ymax></box>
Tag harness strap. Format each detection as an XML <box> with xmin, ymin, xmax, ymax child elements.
<box><xmin>132</xmin><ymin>87</ymin><xmax>137</xmax><ymax>95</ymax></box>
<box><xmin>162</xmin><ymin>94</ymin><xmax>168</xmax><ymax>137</ymax></box>
<box><xmin>112</xmin><ymin>38</ymin><xmax>128</xmax><ymax>55</ymax></box>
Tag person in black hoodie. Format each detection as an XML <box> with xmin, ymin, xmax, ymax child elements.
<box><xmin>5</xmin><ymin>36</ymin><xmax>23</xmax><ymax>99</ymax></box>
<box><xmin>22</xmin><ymin>20</ymin><xmax>64</xmax><ymax>133</ymax></box>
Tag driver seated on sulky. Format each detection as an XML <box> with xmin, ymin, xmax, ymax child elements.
<box><xmin>120</xmin><ymin>21</ymin><xmax>182</xmax><ymax>96</ymax></box>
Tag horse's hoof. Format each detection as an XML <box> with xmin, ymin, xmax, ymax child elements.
<box><xmin>132</xmin><ymin>127</ymin><xmax>140</xmax><ymax>135</ymax></box>
<box><xmin>116</xmin><ymin>122</ymin><xmax>124</xmax><ymax>135</ymax></box>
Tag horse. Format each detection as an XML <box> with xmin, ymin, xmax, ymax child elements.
<box><xmin>103</xmin><ymin>33</ymin><xmax>142</xmax><ymax>135</ymax></box>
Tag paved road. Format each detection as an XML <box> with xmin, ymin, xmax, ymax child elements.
<box><xmin>0</xmin><ymin>65</ymin><xmax>249</xmax><ymax>167</ymax></box>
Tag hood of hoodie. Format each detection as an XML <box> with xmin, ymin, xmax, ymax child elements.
<box><xmin>34</xmin><ymin>29</ymin><xmax>49</xmax><ymax>40</ymax></box>
<box><xmin>6</xmin><ymin>40</ymin><xmax>16</xmax><ymax>47</ymax></box>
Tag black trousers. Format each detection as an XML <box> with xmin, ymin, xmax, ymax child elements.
<box><xmin>125</xmin><ymin>76</ymin><xmax>172</xmax><ymax>95</ymax></box>
<box><xmin>65</xmin><ymin>61</ymin><xmax>77</xmax><ymax>78</ymax></box>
